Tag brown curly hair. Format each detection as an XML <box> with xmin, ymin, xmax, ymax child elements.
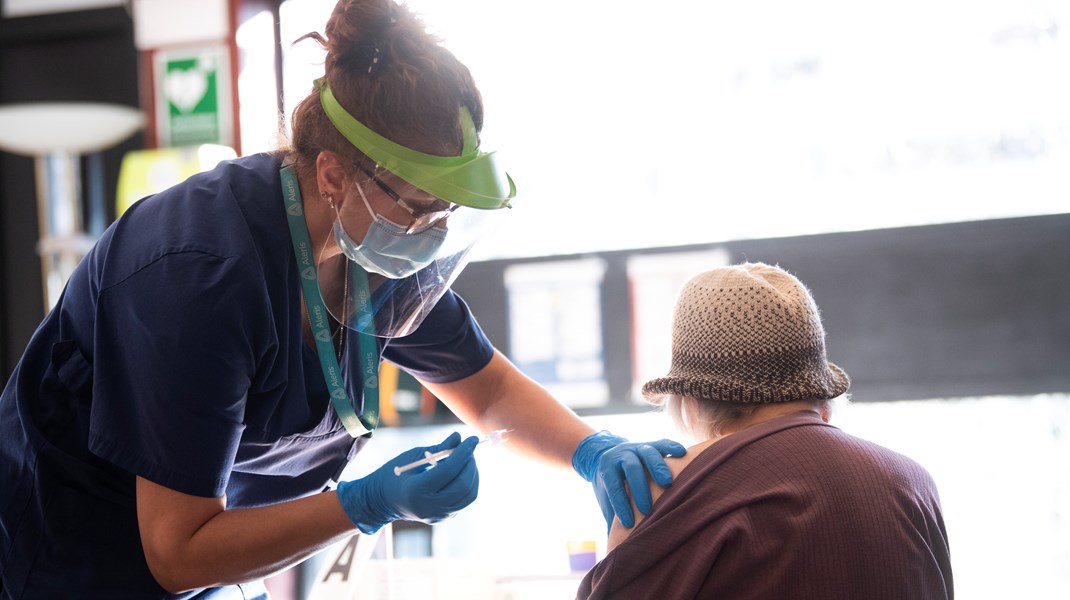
<box><xmin>286</xmin><ymin>0</ymin><xmax>484</xmax><ymax>180</ymax></box>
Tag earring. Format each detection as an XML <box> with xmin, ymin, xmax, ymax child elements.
<box><xmin>321</xmin><ymin>191</ymin><xmax>335</xmax><ymax>209</ymax></box>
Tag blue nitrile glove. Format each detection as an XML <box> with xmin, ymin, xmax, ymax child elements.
<box><xmin>572</xmin><ymin>430</ymin><xmax>687</xmax><ymax>531</ymax></box>
<box><xmin>336</xmin><ymin>432</ymin><xmax>480</xmax><ymax>534</ymax></box>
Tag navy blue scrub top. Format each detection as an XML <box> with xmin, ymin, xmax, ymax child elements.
<box><xmin>0</xmin><ymin>153</ymin><xmax>494</xmax><ymax>599</ymax></box>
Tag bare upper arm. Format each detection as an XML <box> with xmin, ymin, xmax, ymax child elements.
<box><xmin>607</xmin><ymin>482</ymin><xmax>657</xmax><ymax>552</ymax></box>
<box><xmin>606</xmin><ymin>454</ymin><xmax>691</xmax><ymax>552</ymax></box>
<box><xmin>421</xmin><ymin>350</ymin><xmax>595</xmax><ymax>471</ymax></box>
<box><xmin>420</xmin><ymin>349</ymin><xmax>515</xmax><ymax>425</ymax></box>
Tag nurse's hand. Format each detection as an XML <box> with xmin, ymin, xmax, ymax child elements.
<box><xmin>572</xmin><ymin>430</ymin><xmax>686</xmax><ymax>532</ymax></box>
<box><xmin>336</xmin><ymin>432</ymin><xmax>480</xmax><ymax>534</ymax></box>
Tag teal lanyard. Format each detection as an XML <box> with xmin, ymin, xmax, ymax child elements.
<box><xmin>280</xmin><ymin>166</ymin><xmax>378</xmax><ymax>437</ymax></box>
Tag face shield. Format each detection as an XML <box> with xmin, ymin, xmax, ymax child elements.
<box><xmin>318</xmin><ymin>204</ymin><xmax>507</xmax><ymax>338</ymax></box>
<box><xmin>316</xmin><ymin>80</ymin><xmax>515</xmax><ymax>338</ymax></box>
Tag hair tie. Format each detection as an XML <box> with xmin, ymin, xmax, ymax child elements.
<box><xmin>346</xmin><ymin>41</ymin><xmax>384</xmax><ymax>76</ymax></box>
<box><xmin>366</xmin><ymin>46</ymin><xmax>382</xmax><ymax>75</ymax></box>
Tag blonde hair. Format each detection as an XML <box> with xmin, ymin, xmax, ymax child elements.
<box><xmin>661</xmin><ymin>393</ymin><xmax>840</xmax><ymax>440</ymax></box>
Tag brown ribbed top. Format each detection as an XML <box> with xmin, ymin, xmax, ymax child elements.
<box><xmin>577</xmin><ymin>411</ymin><xmax>953</xmax><ymax>600</ymax></box>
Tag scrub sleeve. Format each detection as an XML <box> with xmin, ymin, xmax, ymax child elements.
<box><xmin>89</xmin><ymin>248</ymin><xmax>272</xmax><ymax>498</ymax></box>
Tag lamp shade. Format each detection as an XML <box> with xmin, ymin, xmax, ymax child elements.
<box><xmin>0</xmin><ymin>102</ymin><xmax>144</xmax><ymax>156</ymax></box>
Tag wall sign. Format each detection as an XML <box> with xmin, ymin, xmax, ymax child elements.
<box><xmin>154</xmin><ymin>46</ymin><xmax>233</xmax><ymax>148</ymax></box>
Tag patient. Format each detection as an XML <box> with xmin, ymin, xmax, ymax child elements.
<box><xmin>577</xmin><ymin>262</ymin><xmax>953</xmax><ymax>600</ymax></box>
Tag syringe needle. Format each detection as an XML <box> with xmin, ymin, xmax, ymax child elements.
<box><xmin>393</xmin><ymin>429</ymin><xmax>511</xmax><ymax>476</ymax></box>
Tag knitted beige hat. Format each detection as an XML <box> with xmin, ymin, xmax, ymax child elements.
<box><xmin>642</xmin><ymin>262</ymin><xmax>849</xmax><ymax>404</ymax></box>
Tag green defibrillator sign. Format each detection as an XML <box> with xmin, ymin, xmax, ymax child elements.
<box><xmin>155</xmin><ymin>47</ymin><xmax>232</xmax><ymax>147</ymax></box>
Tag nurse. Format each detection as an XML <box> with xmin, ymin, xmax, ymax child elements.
<box><xmin>0</xmin><ymin>0</ymin><xmax>682</xmax><ymax>598</ymax></box>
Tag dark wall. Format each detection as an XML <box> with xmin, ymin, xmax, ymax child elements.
<box><xmin>452</xmin><ymin>214</ymin><xmax>1070</xmax><ymax>409</ymax></box>
<box><xmin>0</xmin><ymin>7</ymin><xmax>141</xmax><ymax>380</ymax></box>
<box><xmin>731</xmin><ymin>215</ymin><xmax>1070</xmax><ymax>401</ymax></box>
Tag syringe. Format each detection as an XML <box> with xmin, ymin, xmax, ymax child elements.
<box><xmin>393</xmin><ymin>429</ymin><xmax>511</xmax><ymax>476</ymax></box>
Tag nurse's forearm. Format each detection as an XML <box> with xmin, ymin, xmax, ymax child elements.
<box><xmin>426</xmin><ymin>350</ymin><xmax>595</xmax><ymax>470</ymax></box>
<box><xmin>137</xmin><ymin>476</ymin><xmax>354</xmax><ymax>593</ymax></box>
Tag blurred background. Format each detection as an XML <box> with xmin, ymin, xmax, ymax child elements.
<box><xmin>0</xmin><ymin>0</ymin><xmax>1067</xmax><ymax>598</ymax></box>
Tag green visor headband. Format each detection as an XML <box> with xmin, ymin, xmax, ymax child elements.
<box><xmin>317</xmin><ymin>79</ymin><xmax>515</xmax><ymax>209</ymax></box>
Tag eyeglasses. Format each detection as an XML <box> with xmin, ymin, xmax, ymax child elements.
<box><xmin>360</xmin><ymin>168</ymin><xmax>459</xmax><ymax>234</ymax></box>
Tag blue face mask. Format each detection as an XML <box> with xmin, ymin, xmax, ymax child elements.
<box><xmin>333</xmin><ymin>182</ymin><xmax>447</xmax><ymax>279</ymax></box>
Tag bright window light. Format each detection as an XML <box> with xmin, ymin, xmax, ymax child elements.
<box><xmin>236</xmin><ymin>9</ymin><xmax>281</xmax><ymax>155</ymax></box>
<box><xmin>279</xmin><ymin>0</ymin><xmax>1069</xmax><ymax>262</ymax></box>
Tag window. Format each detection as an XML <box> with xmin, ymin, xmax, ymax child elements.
<box><xmin>277</xmin><ymin>0</ymin><xmax>1069</xmax><ymax>261</ymax></box>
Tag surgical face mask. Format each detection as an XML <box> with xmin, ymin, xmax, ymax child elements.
<box><xmin>334</xmin><ymin>182</ymin><xmax>448</xmax><ymax>279</ymax></box>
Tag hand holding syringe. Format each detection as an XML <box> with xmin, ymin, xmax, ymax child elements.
<box><xmin>393</xmin><ymin>429</ymin><xmax>511</xmax><ymax>476</ymax></box>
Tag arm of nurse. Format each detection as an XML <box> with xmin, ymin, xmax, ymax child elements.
<box><xmin>421</xmin><ymin>349</ymin><xmax>596</xmax><ymax>471</ymax></box>
<box><xmin>136</xmin><ymin>477</ymin><xmax>355</xmax><ymax>593</ymax></box>
<box><xmin>136</xmin><ymin>350</ymin><xmax>592</xmax><ymax>593</ymax></box>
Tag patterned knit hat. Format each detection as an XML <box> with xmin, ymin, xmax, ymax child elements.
<box><xmin>642</xmin><ymin>262</ymin><xmax>849</xmax><ymax>404</ymax></box>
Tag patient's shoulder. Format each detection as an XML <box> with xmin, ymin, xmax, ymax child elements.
<box><xmin>607</xmin><ymin>438</ymin><xmax>719</xmax><ymax>551</ymax></box>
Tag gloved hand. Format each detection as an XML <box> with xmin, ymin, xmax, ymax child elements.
<box><xmin>336</xmin><ymin>432</ymin><xmax>480</xmax><ymax>534</ymax></box>
<box><xmin>572</xmin><ymin>430</ymin><xmax>686</xmax><ymax>531</ymax></box>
